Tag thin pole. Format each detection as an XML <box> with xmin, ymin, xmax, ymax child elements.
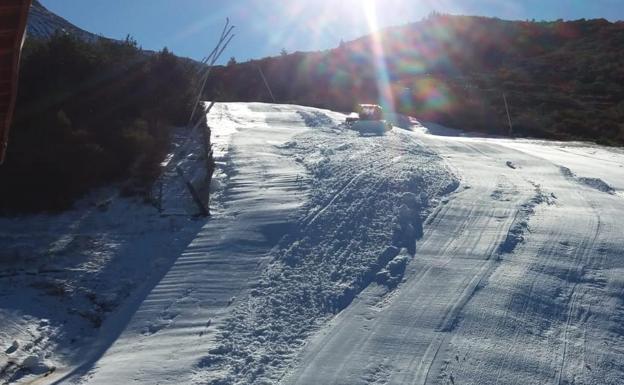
<box><xmin>189</xmin><ymin>34</ymin><xmax>232</xmax><ymax>124</ymax></box>
<box><xmin>194</xmin><ymin>32</ymin><xmax>235</xmax><ymax>95</ymax></box>
<box><xmin>188</xmin><ymin>19</ymin><xmax>235</xmax><ymax>126</ymax></box>
<box><xmin>503</xmin><ymin>92</ymin><xmax>513</xmax><ymax>137</ymax></box>
<box><xmin>257</xmin><ymin>65</ymin><xmax>276</xmax><ymax>103</ymax></box>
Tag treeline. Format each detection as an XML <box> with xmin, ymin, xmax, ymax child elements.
<box><xmin>205</xmin><ymin>14</ymin><xmax>624</xmax><ymax>145</ymax></box>
<box><xmin>0</xmin><ymin>34</ymin><xmax>198</xmax><ymax>214</ymax></box>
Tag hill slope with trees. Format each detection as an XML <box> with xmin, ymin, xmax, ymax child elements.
<box><xmin>206</xmin><ymin>14</ymin><xmax>624</xmax><ymax>145</ymax></box>
<box><xmin>0</xmin><ymin>34</ymin><xmax>198</xmax><ymax>214</ymax></box>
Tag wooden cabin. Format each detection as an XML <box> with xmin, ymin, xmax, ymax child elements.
<box><xmin>0</xmin><ymin>0</ymin><xmax>31</xmax><ymax>164</ymax></box>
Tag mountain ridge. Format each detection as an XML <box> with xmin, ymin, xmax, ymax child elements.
<box><xmin>27</xmin><ymin>0</ymin><xmax>109</xmax><ymax>42</ymax></box>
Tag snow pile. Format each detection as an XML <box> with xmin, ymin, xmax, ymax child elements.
<box><xmin>195</xmin><ymin>121</ymin><xmax>457</xmax><ymax>384</ymax></box>
<box><xmin>376</xmin><ymin>248</ymin><xmax>412</xmax><ymax>288</ymax></box>
<box><xmin>559</xmin><ymin>166</ymin><xmax>616</xmax><ymax>195</ymax></box>
<box><xmin>296</xmin><ymin>110</ymin><xmax>336</xmax><ymax>128</ymax></box>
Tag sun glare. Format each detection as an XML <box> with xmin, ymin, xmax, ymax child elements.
<box><xmin>362</xmin><ymin>0</ymin><xmax>395</xmax><ymax>110</ymax></box>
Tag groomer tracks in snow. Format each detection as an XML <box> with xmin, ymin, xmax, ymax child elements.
<box><xmin>284</xmin><ymin>125</ymin><xmax>624</xmax><ymax>385</ymax></box>
<box><xmin>3</xmin><ymin>103</ymin><xmax>624</xmax><ymax>385</ymax></box>
<box><xmin>48</xmin><ymin>103</ymin><xmax>455</xmax><ymax>385</ymax></box>
<box><xmin>197</xmin><ymin>104</ymin><xmax>624</xmax><ymax>385</ymax></box>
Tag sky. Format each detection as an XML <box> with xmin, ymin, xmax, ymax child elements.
<box><xmin>40</xmin><ymin>0</ymin><xmax>624</xmax><ymax>63</ymax></box>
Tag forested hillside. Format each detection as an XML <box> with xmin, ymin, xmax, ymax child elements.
<box><xmin>0</xmin><ymin>34</ymin><xmax>198</xmax><ymax>214</ymax></box>
<box><xmin>206</xmin><ymin>14</ymin><xmax>624</xmax><ymax>144</ymax></box>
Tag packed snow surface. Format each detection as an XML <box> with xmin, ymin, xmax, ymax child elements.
<box><xmin>285</xmin><ymin>127</ymin><xmax>624</xmax><ymax>385</ymax></box>
<box><xmin>1</xmin><ymin>103</ymin><xmax>624</xmax><ymax>385</ymax></box>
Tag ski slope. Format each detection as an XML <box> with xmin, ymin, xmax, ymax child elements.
<box><xmin>205</xmin><ymin>104</ymin><xmax>623</xmax><ymax>385</ymax></box>
<box><xmin>2</xmin><ymin>103</ymin><xmax>623</xmax><ymax>385</ymax></box>
<box><xmin>50</xmin><ymin>104</ymin><xmax>324</xmax><ymax>384</ymax></box>
<box><xmin>285</xmin><ymin>132</ymin><xmax>624</xmax><ymax>385</ymax></box>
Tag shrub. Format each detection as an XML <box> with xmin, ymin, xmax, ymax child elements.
<box><xmin>0</xmin><ymin>34</ymin><xmax>198</xmax><ymax>214</ymax></box>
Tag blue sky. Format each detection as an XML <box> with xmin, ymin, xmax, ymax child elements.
<box><xmin>40</xmin><ymin>0</ymin><xmax>624</xmax><ymax>63</ymax></box>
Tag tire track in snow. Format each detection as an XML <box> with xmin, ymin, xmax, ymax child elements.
<box><xmin>425</xmin><ymin>146</ymin><xmax>528</xmax><ymax>340</ymax></box>
<box><xmin>489</xmin><ymin>216</ymin><xmax>571</xmax><ymax>385</ymax></box>
<box><xmin>419</xmin><ymin>143</ymin><xmax>534</xmax><ymax>385</ymax></box>
<box><xmin>486</xmin><ymin>175</ymin><xmax>600</xmax><ymax>385</ymax></box>
<box><xmin>555</xmin><ymin>190</ymin><xmax>602</xmax><ymax>385</ymax></box>
<box><xmin>490</xmin><ymin>216</ymin><xmax>571</xmax><ymax>385</ymax></box>
<box><xmin>414</xmin><ymin>334</ymin><xmax>446</xmax><ymax>385</ymax></box>
<box><xmin>441</xmin><ymin>157</ymin><xmax>607</xmax><ymax>385</ymax></box>
<box><xmin>435</xmin><ymin>178</ymin><xmax>528</xmax><ymax>335</ymax></box>
<box><xmin>355</xmin><ymin>192</ymin><xmax>487</xmax><ymax>385</ymax></box>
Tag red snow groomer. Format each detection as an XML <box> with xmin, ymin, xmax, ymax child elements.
<box><xmin>345</xmin><ymin>104</ymin><xmax>392</xmax><ymax>135</ymax></box>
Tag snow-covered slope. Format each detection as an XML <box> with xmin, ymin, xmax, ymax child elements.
<box><xmin>36</xmin><ymin>103</ymin><xmax>452</xmax><ymax>385</ymax></box>
<box><xmin>284</xmin><ymin>128</ymin><xmax>624</xmax><ymax>385</ymax></box>
<box><xmin>1</xmin><ymin>103</ymin><xmax>623</xmax><ymax>385</ymax></box>
<box><xmin>0</xmin><ymin>126</ymin><xmax>211</xmax><ymax>384</ymax></box>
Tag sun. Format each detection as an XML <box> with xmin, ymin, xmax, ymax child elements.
<box><xmin>359</xmin><ymin>0</ymin><xmax>395</xmax><ymax>110</ymax></box>
<box><xmin>362</xmin><ymin>0</ymin><xmax>379</xmax><ymax>33</ymax></box>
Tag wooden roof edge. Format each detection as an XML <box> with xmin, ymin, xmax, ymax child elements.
<box><xmin>0</xmin><ymin>0</ymin><xmax>32</xmax><ymax>164</ymax></box>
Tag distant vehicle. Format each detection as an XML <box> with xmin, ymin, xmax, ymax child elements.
<box><xmin>346</xmin><ymin>104</ymin><xmax>392</xmax><ymax>135</ymax></box>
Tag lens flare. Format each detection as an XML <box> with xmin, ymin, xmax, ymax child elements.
<box><xmin>363</xmin><ymin>0</ymin><xmax>395</xmax><ymax>111</ymax></box>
